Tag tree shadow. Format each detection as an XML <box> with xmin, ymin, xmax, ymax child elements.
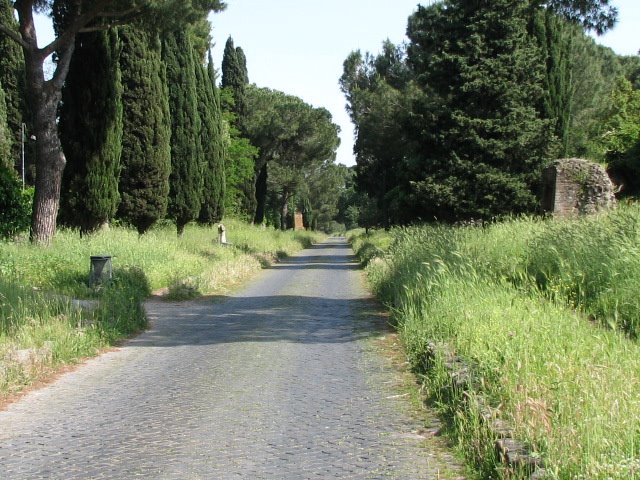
<box><xmin>135</xmin><ymin>294</ymin><xmax>389</xmax><ymax>348</ymax></box>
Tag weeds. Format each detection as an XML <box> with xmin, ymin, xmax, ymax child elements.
<box><xmin>352</xmin><ymin>205</ymin><xmax>640</xmax><ymax>479</ymax></box>
<box><xmin>0</xmin><ymin>221</ymin><xmax>323</xmax><ymax>398</ymax></box>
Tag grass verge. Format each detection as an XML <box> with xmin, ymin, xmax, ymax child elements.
<box><xmin>349</xmin><ymin>205</ymin><xmax>640</xmax><ymax>479</ymax></box>
<box><xmin>0</xmin><ymin>221</ymin><xmax>324</xmax><ymax>399</ymax></box>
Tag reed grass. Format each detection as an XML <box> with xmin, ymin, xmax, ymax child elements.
<box><xmin>352</xmin><ymin>205</ymin><xmax>640</xmax><ymax>479</ymax></box>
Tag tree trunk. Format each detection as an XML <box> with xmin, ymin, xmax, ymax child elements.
<box><xmin>14</xmin><ymin>1</ymin><xmax>74</xmax><ymax>245</ymax></box>
<box><xmin>279</xmin><ymin>192</ymin><xmax>289</xmax><ymax>231</ymax></box>
<box><xmin>8</xmin><ymin>1</ymin><xmax>223</xmax><ymax>244</ymax></box>
<box><xmin>29</xmin><ymin>86</ymin><xmax>65</xmax><ymax>245</ymax></box>
<box><xmin>253</xmin><ymin>162</ymin><xmax>268</xmax><ymax>225</ymax></box>
<box><xmin>177</xmin><ymin>221</ymin><xmax>185</xmax><ymax>237</ymax></box>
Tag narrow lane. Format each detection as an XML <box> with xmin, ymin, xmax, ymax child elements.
<box><xmin>0</xmin><ymin>239</ymin><xmax>460</xmax><ymax>479</ymax></box>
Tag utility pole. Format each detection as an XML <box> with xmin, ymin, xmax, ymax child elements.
<box><xmin>21</xmin><ymin>122</ymin><xmax>25</xmax><ymax>190</ymax></box>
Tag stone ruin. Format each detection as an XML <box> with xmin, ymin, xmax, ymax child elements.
<box><xmin>294</xmin><ymin>212</ymin><xmax>305</xmax><ymax>231</ymax></box>
<box><xmin>541</xmin><ymin>158</ymin><xmax>617</xmax><ymax>218</ymax></box>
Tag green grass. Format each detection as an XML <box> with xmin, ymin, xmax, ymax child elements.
<box><xmin>0</xmin><ymin>220</ymin><xmax>324</xmax><ymax>397</ymax></box>
<box><xmin>352</xmin><ymin>205</ymin><xmax>640</xmax><ymax>479</ymax></box>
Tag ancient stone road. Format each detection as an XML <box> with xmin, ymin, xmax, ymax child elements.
<box><xmin>0</xmin><ymin>239</ymin><xmax>462</xmax><ymax>479</ymax></box>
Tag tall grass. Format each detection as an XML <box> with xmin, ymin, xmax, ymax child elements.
<box><xmin>353</xmin><ymin>205</ymin><xmax>640</xmax><ymax>479</ymax></box>
<box><xmin>525</xmin><ymin>206</ymin><xmax>640</xmax><ymax>336</ymax></box>
<box><xmin>0</xmin><ymin>221</ymin><xmax>323</xmax><ymax>397</ymax></box>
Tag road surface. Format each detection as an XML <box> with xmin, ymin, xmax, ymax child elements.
<box><xmin>0</xmin><ymin>238</ymin><xmax>462</xmax><ymax>479</ymax></box>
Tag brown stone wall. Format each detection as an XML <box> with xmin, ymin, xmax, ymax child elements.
<box><xmin>294</xmin><ymin>212</ymin><xmax>305</xmax><ymax>231</ymax></box>
<box><xmin>541</xmin><ymin>158</ymin><xmax>616</xmax><ymax>218</ymax></box>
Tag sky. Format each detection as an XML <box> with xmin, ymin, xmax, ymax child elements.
<box><xmin>32</xmin><ymin>1</ymin><xmax>640</xmax><ymax>167</ymax></box>
<box><xmin>207</xmin><ymin>0</ymin><xmax>640</xmax><ymax>167</ymax></box>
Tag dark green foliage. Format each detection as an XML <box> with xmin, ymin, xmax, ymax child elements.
<box><xmin>528</xmin><ymin>8</ymin><xmax>632</xmax><ymax>162</ymax></box>
<box><xmin>600</xmin><ymin>78</ymin><xmax>640</xmax><ymax>197</ymax></box>
<box><xmin>567</xmin><ymin>38</ymin><xmax>624</xmax><ymax>159</ymax></box>
<box><xmin>340</xmin><ymin>43</ymin><xmax>415</xmax><ymax>227</ymax></box>
<box><xmin>0</xmin><ymin>0</ymin><xmax>26</xmax><ymax>169</ymax></box>
<box><xmin>299</xmin><ymin>162</ymin><xmax>349</xmax><ymax>231</ymax></box>
<box><xmin>58</xmin><ymin>29</ymin><xmax>123</xmax><ymax>234</ymax></box>
<box><xmin>243</xmin><ymin>87</ymin><xmax>340</xmax><ymax>229</ymax></box>
<box><xmin>221</xmin><ymin>36</ymin><xmax>248</xmax><ymax>121</ymax></box>
<box><xmin>197</xmin><ymin>50</ymin><xmax>226</xmax><ymax>224</ymax></box>
<box><xmin>532</xmin><ymin>0</ymin><xmax>617</xmax><ymax>34</ymax></box>
<box><xmin>222</xmin><ymin>115</ymin><xmax>258</xmax><ymax>220</ymax></box>
<box><xmin>0</xmin><ymin>164</ymin><xmax>31</xmax><ymax>239</ymax></box>
<box><xmin>117</xmin><ymin>27</ymin><xmax>171</xmax><ymax>235</ymax></box>
<box><xmin>0</xmin><ymin>81</ymin><xmax>10</xmax><ymax>169</ymax></box>
<box><xmin>163</xmin><ymin>29</ymin><xmax>203</xmax><ymax>236</ymax></box>
<box><xmin>219</xmin><ymin>50</ymin><xmax>256</xmax><ymax>220</ymax></box>
<box><xmin>619</xmin><ymin>55</ymin><xmax>640</xmax><ymax>90</ymax></box>
<box><xmin>404</xmin><ymin>0</ymin><xmax>552</xmax><ymax>221</ymax></box>
<box><xmin>338</xmin><ymin>1</ymin><xmax>625</xmax><ymax>227</ymax></box>
<box><xmin>529</xmin><ymin>9</ymin><xmax>576</xmax><ymax>156</ymax></box>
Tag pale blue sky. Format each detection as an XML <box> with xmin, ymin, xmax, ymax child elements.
<box><xmin>207</xmin><ymin>0</ymin><xmax>639</xmax><ymax>167</ymax></box>
<box><xmin>33</xmin><ymin>1</ymin><xmax>640</xmax><ymax>167</ymax></box>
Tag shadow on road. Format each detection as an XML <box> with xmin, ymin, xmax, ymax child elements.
<box><xmin>130</xmin><ymin>239</ymin><xmax>390</xmax><ymax>349</ymax></box>
<box><xmin>135</xmin><ymin>294</ymin><xmax>389</xmax><ymax>348</ymax></box>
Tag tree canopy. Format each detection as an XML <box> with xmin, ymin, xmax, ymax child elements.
<box><xmin>243</xmin><ymin>86</ymin><xmax>340</xmax><ymax>229</ymax></box>
<box><xmin>340</xmin><ymin>0</ymin><xmax>635</xmax><ymax>227</ymax></box>
<box><xmin>0</xmin><ymin>0</ymin><xmax>225</xmax><ymax>244</ymax></box>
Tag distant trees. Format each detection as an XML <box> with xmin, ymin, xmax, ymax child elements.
<box><xmin>340</xmin><ymin>41</ymin><xmax>415</xmax><ymax>226</ymax></box>
<box><xmin>300</xmin><ymin>162</ymin><xmax>349</xmax><ymax>231</ymax></box>
<box><xmin>243</xmin><ymin>87</ymin><xmax>340</xmax><ymax>229</ymax></box>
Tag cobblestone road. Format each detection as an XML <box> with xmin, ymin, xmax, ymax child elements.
<box><xmin>0</xmin><ymin>239</ymin><xmax>463</xmax><ymax>479</ymax></box>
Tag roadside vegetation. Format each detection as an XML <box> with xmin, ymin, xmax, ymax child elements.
<box><xmin>350</xmin><ymin>204</ymin><xmax>640</xmax><ymax>480</ymax></box>
<box><xmin>0</xmin><ymin>221</ymin><xmax>323</xmax><ymax>398</ymax></box>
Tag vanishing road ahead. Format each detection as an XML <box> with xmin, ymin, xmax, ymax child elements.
<box><xmin>0</xmin><ymin>239</ymin><xmax>462</xmax><ymax>479</ymax></box>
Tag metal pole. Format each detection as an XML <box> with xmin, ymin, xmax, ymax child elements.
<box><xmin>21</xmin><ymin>123</ymin><xmax>25</xmax><ymax>190</ymax></box>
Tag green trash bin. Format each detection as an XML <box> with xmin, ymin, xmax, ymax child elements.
<box><xmin>89</xmin><ymin>255</ymin><xmax>112</xmax><ymax>287</ymax></box>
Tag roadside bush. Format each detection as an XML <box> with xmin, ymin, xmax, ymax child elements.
<box><xmin>94</xmin><ymin>266</ymin><xmax>150</xmax><ymax>341</ymax></box>
<box><xmin>0</xmin><ymin>166</ymin><xmax>32</xmax><ymax>239</ymax></box>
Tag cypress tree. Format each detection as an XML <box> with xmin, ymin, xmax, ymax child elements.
<box><xmin>221</xmin><ymin>36</ymin><xmax>256</xmax><ymax>220</ymax></box>
<box><xmin>221</xmin><ymin>36</ymin><xmax>248</xmax><ymax>121</ymax></box>
<box><xmin>530</xmin><ymin>8</ymin><xmax>575</xmax><ymax>157</ymax></box>
<box><xmin>58</xmin><ymin>29</ymin><xmax>123</xmax><ymax>234</ymax></box>
<box><xmin>162</xmin><ymin>29</ymin><xmax>203</xmax><ymax>236</ymax></box>
<box><xmin>117</xmin><ymin>27</ymin><xmax>171</xmax><ymax>235</ymax></box>
<box><xmin>0</xmin><ymin>0</ymin><xmax>26</xmax><ymax>171</ymax></box>
<box><xmin>198</xmin><ymin>51</ymin><xmax>226</xmax><ymax>224</ymax></box>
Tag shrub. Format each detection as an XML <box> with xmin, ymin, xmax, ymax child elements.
<box><xmin>0</xmin><ymin>166</ymin><xmax>31</xmax><ymax>239</ymax></box>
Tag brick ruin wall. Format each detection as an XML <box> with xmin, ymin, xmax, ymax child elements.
<box><xmin>541</xmin><ymin>158</ymin><xmax>617</xmax><ymax>218</ymax></box>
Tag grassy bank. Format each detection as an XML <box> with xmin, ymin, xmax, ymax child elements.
<box><xmin>0</xmin><ymin>220</ymin><xmax>323</xmax><ymax>398</ymax></box>
<box><xmin>350</xmin><ymin>205</ymin><xmax>640</xmax><ymax>480</ymax></box>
